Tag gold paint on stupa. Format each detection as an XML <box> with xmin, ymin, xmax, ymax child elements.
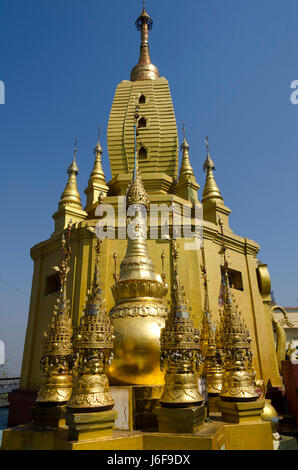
<box><xmin>67</xmin><ymin>224</ymin><xmax>114</xmax><ymax>412</ymax></box>
<box><xmin>36</xmin><ymin>223</ymin><xmax>73</xmax><ymax>405</ymax></box>
<box><xmin>200</xmin><ymin>246</ymin><xmax>224</xmax><ymax>396</ymax></box>
<box><xmin>218</xmin><ymin>219</ymin><xmax>259</xmax><ymax>402</ymax></box>
<box><xmin>159</xmin><ymin>238</ymin><xmax>204</xmax><ymax>407</ymax></box>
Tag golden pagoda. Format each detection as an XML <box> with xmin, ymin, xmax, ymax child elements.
<box><xmin>3</xmin><ymin>4</ymin><xmax>281</xmax><ymax>451</ymax></box>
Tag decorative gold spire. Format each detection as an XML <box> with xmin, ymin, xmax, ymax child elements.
<box><xmin>59</xmin><ymin>140</ymin><xmax>82</xmax><ymax>209</ymax></box>
<box><xmin>178</xmin><ymin>124</ymin><xmax>195</xmax><ymax>182</ymax></box>
<box><xmin>159</xmin><ymin>237</ymin><xmax>204</xmax><ymax>407</ymax></box>
<box><xmin>108</xmin><ymin>114</ymin><xmax>168</xmax><ymax>385</ymax></box>
<box><xmin>67</xmin><ymin>229</ymin><xmax>115</xmax><ymax>412</ymax></box>
<box><xmin>200</xmin><ymin>246</ymin><xmax>224</xmax><ymax>396</ymax></box>
<box><xmin>130</xmin><ymin>4</ymin><xmax>160</xmax><ymax>81</ymax></box>
<box><xmin>36</xmin><ymin>222</ymin><xmax>73</xmax><ymax>404</ymax></box>
<box><xmin>202</xmin><ymin>136</ymin><xmax>224</xmax><ymax>204</ymax></box>
<box><xmin>218</xmin><ymin>219</ymin><xmax>258</xmax><ymax>402</ymax></box>
<box><xmin>84</xmin><ymin>128</ymin><xmax>109</xmax><ymax>214</ymax></box>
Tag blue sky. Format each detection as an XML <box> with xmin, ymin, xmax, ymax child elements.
<box><xmin>0</xmin><ymin>0</ymin><xmax>298</xmax><ymax>373</ymax></box>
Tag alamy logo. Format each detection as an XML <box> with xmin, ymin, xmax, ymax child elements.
<box><xmin>0</xmin><ymin>341</ymin><xmax>5</xmax><ymax>365</ymax></box>
<box><xmin>94</xmin><ymin>198</ymin><xmax>204</xmax><ymax>251</ymax></box>
<box><xmin>290</xmin><ymin>80</ymin><xmax>298</xmax><ymax>105</ymax></box>
<box><xmin>0</xmin><ymin>81</ymin><xmax>5</xmax><ymax>104</ymax></box>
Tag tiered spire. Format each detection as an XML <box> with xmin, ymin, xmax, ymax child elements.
<box><xmin>67</xmin><ymin>228</ymin><xmax>115</xmax><ymax>412</ymax></box>
<box><xmin>202</xmin><ymin>136</ymin><xmax>223</xmax><ymax>204</ymax></box>
<box><xmin>36</xmin><ymin>222</ymin><xmax>73</xmax><ymax>405</ymax></box>
<box><xmin>59</xmin><ymin>140</ymin><xmax>82</xmax><ymax>209</ymax></box>
<box><xmin>159</xmin><ymin>237</ymin><xmax>203</xmax><ymax>407</ymax></box>
<box><xmin>218</xmin><ymin>219</ymin><xmax>258</xmax><ymax>401</ymax></box>
<box><xmin>200</xmin><ymin>246</ymin><xmax>224</xmax><ymax>396</ymax></box>
<box><xmin>130</xmin><ymin>4</ymin><xmax>160</xmax><ymax>81</ymax></box>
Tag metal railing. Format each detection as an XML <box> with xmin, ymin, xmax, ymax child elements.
<box><xmin>0</xmin><ymin>377</ymin><xmax>20</xmax><ymax>407</ymax></box>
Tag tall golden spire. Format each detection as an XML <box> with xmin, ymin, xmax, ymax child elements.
<box><xmin>59</xmin><ymin>140</ymin><xmax>82</xmax><ymax>209</ymax></box>
<box><xmin>130</xmin><ymin>3</ymin><xmax>160</xmax><ymax>81</ymax></box>
<box><xmin>202</xmin><ymin>136</ymin><xmax>224</xmax><ymax>204</ymax></box>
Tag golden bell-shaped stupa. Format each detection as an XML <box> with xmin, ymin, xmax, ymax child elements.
<box><xmin>159</xmin><ymin>239</ymin><xmax>204</xmax><ymax>407</ymax></box>
<box><xmin>36</xmin><ymin>223</ymin><xmax>73</xmax><ymax>405</ymax></box>
<box><xmin>107</xmin><ymin>125</ymin><xmax>168</xmax><ymax>385</ymax></box>
<box><xmin>67</xmin><ymin>230</ymin><xmax>115</xmax><ymax>412</ymax></box>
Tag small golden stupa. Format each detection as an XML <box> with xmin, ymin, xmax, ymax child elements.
<box><xmin>159</xmin><ymin>238</ymin><xmax>203</xmax><ymax>407</ymax></box>
<box><xmin>200</xmin><ymin>247</ymin><xmax>224</xmax><ymax>397</ymax></box>
<box><xmin>36</xmin><ymin>223</ymin><xmax>73</xmax><ymax>406</ymax></box>
<box><xmin>67</xmin><ymin>226</ymin><xmax>114</xmax><ymax>412</ymax></box>
<box><xmin>218</xmin><ymin>219</ymin><xmax>259</xmax><ymax>402</ymax></box>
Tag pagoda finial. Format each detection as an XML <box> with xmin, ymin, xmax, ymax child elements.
<box><xmin>130</xmin><ymin>3</ymin><xmax>160</xmax><ymax>81</ymax></box>
<box><xmin>202</xmin><ymin>135</ymin><xmax>223</xmax><ymax>204</ymax></box>
<box><xmin>94</xmin><ymin>126</ymin><xmax>103</xmax><ymax>155</ymax></box>
<box><xmin>59</xmin><ymin>140</ymin><xmax>82</xmax><ymax>209</ymax></box>
<box><xmin>178</xmin><ymin>123</ymin><xmax>194</xmax><ymax>182</ymax></box>
<box><xmin>181</xmin><ymin>122</ymin><xmax>190</xmax><ymax>150</ymax></box>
